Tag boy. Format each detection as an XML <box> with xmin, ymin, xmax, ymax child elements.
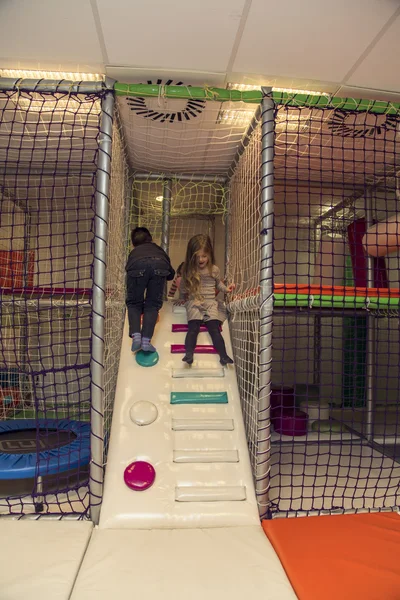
<box><xmin>126</xmin><ymin>227</ymin><xmax>175</xmax><ymax>353</ymax></box>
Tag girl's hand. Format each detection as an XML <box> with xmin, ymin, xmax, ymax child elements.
<box><xmin>227</xmin><ymin>283</ymin><xmax>235</xmax><ymax>293</ymax></box>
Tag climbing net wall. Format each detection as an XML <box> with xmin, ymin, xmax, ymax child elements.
<box><xmin>117</xmin><ymin>84</ymin><xmax>400</xmax><ymax>519</ymax></box>
<box><xmin>103</xmin><ymin>114</ymin><xmax>130</xmax><ymax>459</ymax></box>
<box><xmin>116</xmin><ymin>85</ymin><xmax>252</xmax><ymax>273</ymax></box>
<box><xmin>268</xmin><ymin>99</ymin><xmax>400</xmax><ymax>517</ymax></box>
<box><xmin>227</xmin><ymin>121</ymin><xmax>261</xmax><ymax>477</ymax></box>
<box><xmin>0</xmin><ymin>84</ymin><xmax>129</xmax><ymax>516</ymax></box>
<box><xmin>131</xmin><ymin>176</ymin><xmax>226</xmax><ymax>271</ymax></box>
<box><xmin>227</xmin><ymin>94</ymin><xmax>400</xmax><ymax>517</ymax></box>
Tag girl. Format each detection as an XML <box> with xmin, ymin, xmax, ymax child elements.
<box><xmin>168</xmin><ymin>262</ymin><xmax>184</xmax><ymax>299</ymax></box>
<box><xmin>181</xmin><ymin>234</ymin><xmax>234</xmax><ymax>366</ymax></box>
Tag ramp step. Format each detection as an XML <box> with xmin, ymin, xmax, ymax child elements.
<box><xmin>172</xmin><ymin>418</ymin><xmax>234</xmax><ymax>431</ymax></box>
<box><xmin>171</xmin><ymin>391</ymin><xmax>228</xmax><ymax>405</ymax></box>
<box><xmin>173</xmin><ymin>449</ymin><xmax>239</xmax><ymax>463</ymax></box>
<box><xmin>171</xmin><ymin>344</ymin><xmax>217</xmax><ymax>354</ymax></box>
<box><xmin>172</xmin><ymin>368</ymin><xmax>225</xmax><ymax>379</ymax></box>
<box><xmin>175</xmin><ymin>486</ymin><xmax>246</xmax><ymax>502</ymax></box>
<box><xmin>172</xmin><ymin>305</ymin><xmax>186</xmax><ymax>314</ymax></box>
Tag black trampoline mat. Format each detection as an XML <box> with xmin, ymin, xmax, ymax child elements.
<box><xmin>0</xmin><ymin>429</ymin><xmax>77</xmax><ymax>454</ymax></box>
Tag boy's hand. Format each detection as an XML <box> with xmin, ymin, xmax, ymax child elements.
<box><xmin>226</xmin><ymin>283</ymin><xmax>235</xmax><ymax>293</ymax></box>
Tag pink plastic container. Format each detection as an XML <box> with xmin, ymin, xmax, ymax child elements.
<box><xmin>273</xmin><ymin>409</ymin><xmax>308</xmax><ymax>436</ymax></box>
<box><xmin>271</xmin><ymin>387</ymin><xmax>295</xmax><ymax>423</ymax></box>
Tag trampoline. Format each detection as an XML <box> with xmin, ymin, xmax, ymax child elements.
<box><xmin>0</xmin><ymin>419</ymin><xmax>90</xmax><ymax>479</ymax></box>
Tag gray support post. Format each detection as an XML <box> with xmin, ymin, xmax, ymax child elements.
<box><xmin>90</xmin><ymin>90</ymin><xmax>114</xmax><ymax>524</ymax></box>
<box><xmin>20</xmin><ymin>211</ymin><xmax>32</xmax><ymax>404</ymax></box>
<box><xmin>258</xmin><ymin>89</ymin><xmax>275</xmax><ymax>518</ymax></box>
<box><xmin>161</xmin><ymin>179</ymin><xmax>172</xmax><ymax>254</ymax></box>
<box><xmin>0</xmin><ymin>78</ymin><xmax>105</xmax><ymax>94</ymax></box>
<box><xmin>365</xmin><ymin>187</ymin><xmax>375</xmax><ymax>442</ymax></box>
<box><xmin>311</xmin><ymin>222</ymin><xmax>322</xmax><ymax>387</ymax></box>
<box><xmin>224</xmin><ymin>188</ymin><xmax>230</xmax><ymax>280</ymax></box>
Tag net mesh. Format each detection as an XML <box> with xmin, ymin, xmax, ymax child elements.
<box><xmin>130</xmin><ymin>176</ymin><xmax>226</xmax><ymax>274</ymax></box>
<box><xmin>227</xmin><ymin>123</ymin><xmax>261</xmax><ymax>474</ymax></box>
<box><xmin>228</xmin><ymin>100</ymin><xmax>400</xmax><ymax>517</ymax></box>
<box><xmin>0</xmin><ymin>89</ymin><xmax>100</xmax><ymax>515</ymax></box>
<box><xmin>103</xmin><ymin>113</ymin><xmax>130</xmax><ymax>460</ymax></box>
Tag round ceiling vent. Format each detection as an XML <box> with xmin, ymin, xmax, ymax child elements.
<box><xmin>328</xmin><ymin>109</ymin><xmax>399</xmax><ymax>138</ymax></box>
<box><xmin>126</xmin><ymin>79</ymin><xmax>206</xmax><ymax>124</ymax></box>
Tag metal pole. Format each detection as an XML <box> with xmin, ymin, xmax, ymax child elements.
<box><xmin>133</xmin><ymin>172</ymin><xmax>227</xmax><ymax>184</ymax></box>
<box><xmin>90</xmin><ymin>90</ymin><xmax>114</xmax><ymax>524</ymax></box>
<box><xmin>365</xmin><ymin>187</ymin><xmax>376</xmax><ymax>442</ymax></box>
<box><xmin>161</xmin><ymin>179</ymin><xmax>172</xmax><ymax>254</ymax></box>
<box><xmin>258</xmin><ymin>88</ymin><xmax>274</xmax><ymax>518</ymax></box>
<box><xmin>0</xmin><ymin>78</ymin><xmax>106</xmax><ymax>94</ymax></box>
<box><xmin>224</xmin><ymin>188</ymin><xmax>230</xmax><ymax>280</ymax></box>
<box><xmin>311</xmin><ymin>222</ymin><xmax>322</xmax><ymax>387</ymax></box>
<box><xmin>20</xmin><ymin>211</ymin><xmax>32</xmax><ymax>405</ymax></box>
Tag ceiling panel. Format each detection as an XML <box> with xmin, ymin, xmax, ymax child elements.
<box><xmin>106</xmin><ymin>67</ymin><xmax>226</xmax><ymax>87</ymax></box>
<box><xmin>0</xmin><ymin>0</ymin><xmax>103</xmax><ymax>68</ymax></box>
<box><xmin>232</xmin><ymin>0</ymin><xmax>398</xmax><ymax>84</ymax></box>
<box><xmin>346</xmin><ymin>15</ymin><xmax>400</xmax><ymax>91</ymax></box>
<box><xmin>96</xmin><ymin>0</ymin><xmax>246</xmax><ymax>71</ymax></box>
<box><xmin>336</xmin><ymin>86</ymin><xmax>400</xmax><ymax>104</ymax></box>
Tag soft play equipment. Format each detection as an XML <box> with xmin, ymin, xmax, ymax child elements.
<box><xmin>263</xmin><ymin>512</ymin><xmax>400</xmax><ymax>600</ymax></box>
<box><xmin>70</xmin><ymin>303</ymin><xmax>297</xmax><ymax>599</ymax></box>
<box><xmin>0</xmin><ymin>419</ymin><xmax>90</xmax><ymax>479</ymax></box>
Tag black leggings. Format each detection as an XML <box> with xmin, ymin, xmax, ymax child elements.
<box><xmin>185</xmin><ymin>319</ymin><xmax>228</xmax><ymax>359</ymax></box>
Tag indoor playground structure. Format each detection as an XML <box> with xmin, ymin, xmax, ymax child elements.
<box><xmin>1</xmin><ymin>76</ymin><xmax>400</xmax><ymax>599</ymax></box>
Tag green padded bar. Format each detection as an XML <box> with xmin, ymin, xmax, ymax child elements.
<box><xmin>170</xmin><ymin>392</ymin><xmax>228</xmax><ymax>405</ymax></box>
<box><xmin>114</xmin><ymin>83</ymin><xmax>400</xmax><ymax>115</ymax></box>
<box><xmin>274</xmin><ymin>294</ymin><xmax>400</xmax><ymax>310</ymax></box>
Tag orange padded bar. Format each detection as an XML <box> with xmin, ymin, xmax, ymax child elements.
<box><xmin>263</xmin><ymin>512</ymin><xmax>400</xmax><ymax>600</ymax></box>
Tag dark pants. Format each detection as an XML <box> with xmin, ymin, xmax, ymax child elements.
<box><xmin>126</xmin><ymin>259</ymin><xmax>169</xmax><ymax>339</ymax></box>
<box><xmin>185</xmin><ymin>319</ymin><xmax>228</xmax><ymax>358</ymax></box>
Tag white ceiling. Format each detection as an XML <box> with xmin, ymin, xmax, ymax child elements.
<box><xmin>0</xmin><ymin>0</ymin><xmax>400</xmax><ymax>99</ymax></box>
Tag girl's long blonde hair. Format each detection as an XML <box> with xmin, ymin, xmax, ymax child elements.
<box><xmin>182</xmin><ymin>234</ymin><xmax>215</xmax><ymax>298</ymax></box>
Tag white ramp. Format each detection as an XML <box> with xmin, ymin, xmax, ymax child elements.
<box><xmin>99</xmin><ymin>301</ymin><xmax>259</xmax><ymax>529</ymax></box>
<box><xmin>72</xmin><ymin>302</ymin><xmax>296</xmax><ymax>600</ymax></box>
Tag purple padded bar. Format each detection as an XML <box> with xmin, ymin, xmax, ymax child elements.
<box><xmin>172</xmin><ymin>324</ymin><xmax>208</xmax><ymax>333</ymax></box>
<box><xmin>170</xmin><ymin>344</ymin><xmax>217</xmax><ymax>354</ymax></box>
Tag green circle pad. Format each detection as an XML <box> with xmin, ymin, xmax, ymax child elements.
<box><xmin>135</xmin><ymin>350</ymin><xmax>159</xmax><ymax>367</ymax></box>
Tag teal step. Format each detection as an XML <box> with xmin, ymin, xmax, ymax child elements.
<box><xmin>170</xmin><ymin>392</ymin><xmax>228</xmax><ymax>405</ymax></box>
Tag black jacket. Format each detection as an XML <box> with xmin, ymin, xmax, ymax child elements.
<box><xmin>126</xmin><ymin>242</ymin><xmax>175</xmax><ymax>281</ymax></box>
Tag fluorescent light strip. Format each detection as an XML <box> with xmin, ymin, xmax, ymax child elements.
<box><xmin>227</xmin><ymin>82</ymin><xmax>329</xmax><ymax>97</ymax></box>
<box><xmin>0</xmin><ymin>69</ymin><xmax>103</xmax><ymax>81</ymax></box>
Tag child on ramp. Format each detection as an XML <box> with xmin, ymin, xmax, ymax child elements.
<box><xmin>181</xmin><ymin>234</ymin><xmax>234</xmax><ymax>366</ymax></box>
<box><xmin>126</xmin><ymin>227</ymin><xmax>175</xmax><ymax>353</ymax></box>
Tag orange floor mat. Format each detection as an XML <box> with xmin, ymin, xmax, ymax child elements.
<box><xmin>263</xmin><ymin>512</ymin><xmax>400</xmax><ymax>600</ymax></box>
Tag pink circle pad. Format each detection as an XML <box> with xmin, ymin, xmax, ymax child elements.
<box><xmin>124</xmin><ymin>461</ymin><xmax>155</xmax><ymax>491</ymax></box>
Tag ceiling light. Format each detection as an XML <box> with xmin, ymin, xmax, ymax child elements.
<box><xmin>227</xmin><ymin>82</ymin><xmax>329</xmax><ymax>97</ymax></box>
<box><xmin>0</xmin><ymin>69</ymin><xmax>103</xmax><ymax>81</ymax></box>
<box><xmin>217</xmin><ymin>108</ymin><xmax>256</xmax><ymax>127</ymax></box>
<box><xmin>273</xmin><ymin>87</ymin><xmax>329</xmax><ymax>97</ymax></box>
